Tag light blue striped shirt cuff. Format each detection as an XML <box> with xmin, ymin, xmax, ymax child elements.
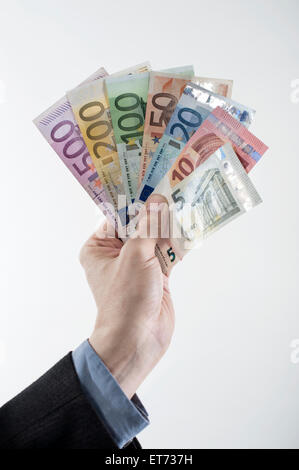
<box><xmin>72</xmin><ymin>340</ymin><xmax>149</xmax><ymax>448</ymax></box>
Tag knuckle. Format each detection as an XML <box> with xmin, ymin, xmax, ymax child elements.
<box><xmin>126</xmin><ymin>239</ymin><xmax>145</xmax><ymax>258</ymax></box>
<box><xmin>79</xmin><ymin>244</ymin><xmax>89</xmax><ymax>267</ymax></box>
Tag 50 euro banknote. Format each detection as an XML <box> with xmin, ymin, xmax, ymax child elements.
<box><xmin>152</xmin><ymin>142</ymin><xmax>262</xmax><ymax>274</ymax></box>
<box><xmin>136</xmin><ymin>82</ymin><xmax>255</xmax><ymax>204</ymax></box>
<box><xmin>67</xmin><ymin>63</ymin><xmax>151</xmax><ymax>225</ymax></box>
<box><xmin>33</xmin><ymin>66</ymin><xmax>119</xmax><ymax>227</ymax></box>
<box><xmin>138</xmin><ymin>68</ymin><xmax>194</xmax><ymax>186</ymax></box>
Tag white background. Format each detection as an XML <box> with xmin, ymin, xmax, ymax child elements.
<box><xmin>0</xmin><ymin>0</ymin><xmax>299</xmax><ymax>449</ymax></box>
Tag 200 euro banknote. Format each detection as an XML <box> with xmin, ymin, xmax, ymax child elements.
<box><xmin>67</xmin><ymin>63</ymin><xmax>151</xmax><ymax>224</ymax></box>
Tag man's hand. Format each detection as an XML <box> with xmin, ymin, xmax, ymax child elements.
<box><xmin>79</xmin><ymin>197</ymin><xmax>175</xmax><ymax>399</ymax></box>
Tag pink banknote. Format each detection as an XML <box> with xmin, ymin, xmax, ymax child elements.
<box><xmin>33</xmin><ymin>67</ymin><xmax>118</xmax><ymax>227</ymax></box>
<box><xmin>162</xmin><ymin>106</ymin><xmax>269</xmax><ymax>193</ymax></box>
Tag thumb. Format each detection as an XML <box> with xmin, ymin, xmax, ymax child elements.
<box><xmin>122</xmin><ymin>194</ymin><xmax>170</xmax><ymax>262</ymax></box>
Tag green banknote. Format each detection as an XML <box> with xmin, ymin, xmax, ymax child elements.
<box><xmin>106</xmin><ymin>73</ymin><xmax>149</xmax><ymax>203</ymax></box>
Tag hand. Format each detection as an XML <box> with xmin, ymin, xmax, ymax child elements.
<box><xmin>79</xmin><ymin>197</ymin><xmax>175</xmax><ymax>399</ymax></box>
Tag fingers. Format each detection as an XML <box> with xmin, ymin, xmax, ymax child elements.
<box><xmin>122</xmin><ymin>195</ymin><xmax>170</xmax><ymax>263</ymax></box>
<box><xmin>95</xmin><ymin>220</ymin><xmax>108</xmax><ymax>238</ymax></box>
<box><xmin>81</xmin><ymin>194</ymin><xmax>172</xmax><ymax>266</ymax></box>
<box><xmin>145</xmin><ymin>194</ymin><xmax>170</xmax><ymax>240</ymax></box>
<box><xmin>80</xmin><ymin>221</ymin><xmax>123</xmax><ymax>268</ymax></box>
<box><xmin>91</xmin><ymin>221</ymin><xmax>122</xmax><ymax>248</ymax></box>
<box><xmin>95</xmin><ymin>220</ymin><xmax>119</xmax><ymax>241</ymax></box>
<box><xmin>134</xmin><ymin>194</ymin><xmax>170</xmax><ymax>240</ymax></box>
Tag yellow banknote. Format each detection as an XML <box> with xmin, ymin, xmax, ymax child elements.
<box><xmin>67</xmin><ymin>63</ymin><xmax>151</xmax><ymax>223</ymax></box>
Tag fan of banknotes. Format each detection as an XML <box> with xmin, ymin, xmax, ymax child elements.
<box><xmin>34</xmin><ymin>62</ymin><xmax>268</xmax><ymax>274</ymax></box>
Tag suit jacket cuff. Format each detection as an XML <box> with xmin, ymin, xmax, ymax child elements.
<box><xmin>72</xmin><ymin>340</ymin><xmax>149</xmax><ymax>448</ymax></box>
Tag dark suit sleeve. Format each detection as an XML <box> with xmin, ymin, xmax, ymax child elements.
<box><xmin>0</xmin><ymin>353</ymin><xmax>141</xmax><ymax>449</ymax></box>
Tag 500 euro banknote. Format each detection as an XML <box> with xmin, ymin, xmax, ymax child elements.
<box><xmin>136</xmin><ymin>82</ymin><xmax>254</xmax><ymax>205</ymax></box>
<box><xmin>33</xmin><ymin>66</ymin><xmax>119</xmax><ymax>227</ymax></box>
<box><xmin>152</xmin><ymin>143</ymin><xmax>262</xmax><ymax>274</ymax></box>
<box><xmin>138</xmin><ymin>68</ymin><xmax>194</xmax><ymax>186</ymax></box>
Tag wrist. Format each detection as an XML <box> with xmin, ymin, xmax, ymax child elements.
<box><xmin>89</xmin><ymin>329</ymin><xmax>153</xmax><ymax>399</ymax></box>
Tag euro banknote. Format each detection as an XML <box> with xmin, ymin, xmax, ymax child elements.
<box><xmin>138</xmin><ymin>68</ymin><xmax>194</xmax><ymax>186</ymax></box>
<box><xmin>106</xmin><ymin>65</ymin><xmax>196</xmax><ymax>203</ymax></box>
<box><xmin>153</xmin><ymin>143</ymin><xmax>262</xmax><ymax>274</ymax></box>
<box><xmin>193</xmin><ymin>77</ymin><xmax>233</xmax><ymax>98</ymax></box>
<box><xmin>33</xmin><ymin>67</ymin><xmax>119</xmax><ymax>227</ymax></box>
<box><xmin>154</xmin><ymin>105</ymin><xmax>268</xmax><ymax>201</ymax></box>
<box><xmin>136</xmin><ymin>82</ymin><xmax>254</xmax><ymax>204</ymax></box>
<box><xmin>105</xmin><ymin>72</ymin><xmax>150</xmax><ymax>203</ymax></box>
<box><xmin>67</xmin><ymin>63</ymin><xmax>151</xmax><ymax>224</ymax></box>
<box><xmin>183</xmin><ymin>106</ymin><xmax>269</xmax><ymax>173</ymax></box>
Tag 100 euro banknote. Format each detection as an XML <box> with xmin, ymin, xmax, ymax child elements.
<box><xmin>153</xmin><ymin>142</ymin><xmax>262</xmax><ymax>274</ymax></box>
<box><xmin>67</xmin><ymin>63</ymin><xmax>151</xmax><ymax>224</ymax></box>
<box><xmin>33</xmin><ymin>66</ymin><xmax>119</xmax><ymax>227</ymax></box>
<box><xmin>138</xmin><ymin>68</ymin><xmax>194</xmax><ymax>186</ymax></box>
<box><xmin>105</xmin><ymin>72</ymin><xmax>150</xmax><ymax>203</ymax></box>
<box><xmin>136</xmin><ymin>82</ymin><xmax>254</xmax><ymax>204</ymax></box>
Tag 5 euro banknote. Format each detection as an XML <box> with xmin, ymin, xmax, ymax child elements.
<box><xmin>152</xmin><ymin>142</ymin><xmax>263</xmax><ymax>274</ymax></box>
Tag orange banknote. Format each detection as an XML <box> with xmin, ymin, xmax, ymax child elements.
<box><xmin>138</xmin><ymin>69</ymin><xmax>194</xmax><ymax>186</ymax></box>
